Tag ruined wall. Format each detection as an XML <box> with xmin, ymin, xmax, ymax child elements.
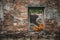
<box><xmin>45</xmin><ymin>0</ymin><xmax>60</xmax><ymax>26</ymax></box>
<box><xmin>0</xmin><ymin>0</ymin><xmax>60</xmax><ymax>32</ymax></box>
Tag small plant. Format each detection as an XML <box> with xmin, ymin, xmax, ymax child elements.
<box><xmin>29</xmin><ymin>9</ymin><xmax>43</xmax><ymax>14</ymax></box>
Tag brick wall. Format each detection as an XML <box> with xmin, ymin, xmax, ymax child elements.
<box><xmin>0</xmin><ymin>0</ymin><xmax>59</xmax><ymax>31</ymax></box>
